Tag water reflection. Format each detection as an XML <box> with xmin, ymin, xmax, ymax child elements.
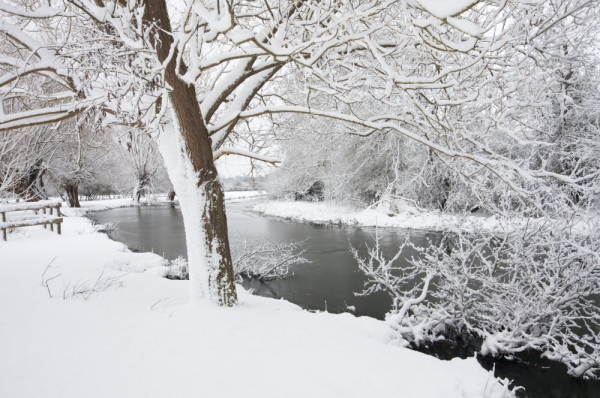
<box><xmin>89</xmin><ymin>200</ymin><xmax>600</xmax><ymax>398</ymax></box>
<box><xmin>90</xmin><ymin>200</ymin><xmax>434</xmax><ymax>319</ymax></box>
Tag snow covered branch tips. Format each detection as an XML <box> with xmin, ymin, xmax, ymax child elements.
<box><xmin>2</xmin><ymin>0</ymin><xmax>600</xmax><ymax>318</ymax></box>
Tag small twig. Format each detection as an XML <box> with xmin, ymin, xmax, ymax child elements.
<box><xmin>150</xmin><ymin>298</ymin><xmax>169</xmax><ymax>311</ymax></box>
<box><xmin>40</xmin><ymin>256</ymin><xmax>57</xmax><ymax>287</ymax></box>
<box><xmin>84</xmin><ymin>268</ymin><xmax>106</xmax><ymax>300</ymax></box>
<box><xmin>40</xmin><ymin>257</ymin><xmax>61</xmax><ymax>298</ymax></box>
<box><xmin>62</xmin><ymin>280</ymin><xmax>70</xmax><ymax>300</ymax></box>
<box><xmin>43</xmin><ymin>273</ymin><xmax>62</xmax><ymax>298</ymax></box>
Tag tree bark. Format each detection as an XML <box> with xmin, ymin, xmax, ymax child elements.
<box><xmin>64</xmin><ymin>183</ymin><xmax>81</xmax><ymax>208</ymax></box>
<box><xmin>143</xmin><ymin>0</ymin><xmax>237</xmax><ymax>305</ymax></box>
<box><xmin>167</xmin><ymin>189</ymin><xmax>176</xmax><ymax>201</ymax></box>
<box><xmin>132</xmin><ymin>181</ymin><xmax>143</xmax><ymax>203</ymax></box>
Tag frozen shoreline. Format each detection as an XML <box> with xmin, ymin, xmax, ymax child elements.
<box><xmin>0</xmin><ymin>197</ymin><xmax>515</xmax><ymax>397</ymax></box>
<box><xmin>252</xmin><ymin>199</ymin><xmax>599</xmax><ymax>236</ymax></box>
<box><xmin>252</xmin><ymin>199</ymin><xmax>505</xmax><ymax>233</ymax></box>
<box><xmin>51</xmin><ymin>190</ymin><xmax>267</xmax><ymax>215</ymax></box>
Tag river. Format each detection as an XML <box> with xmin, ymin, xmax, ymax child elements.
<box><xmin>90</xmin><ymin>199</ymin><xmax>434</xmax><ymax>319</ymax></box>
<box><xmin>89</xmin><ymin>198</ymin><xmax>600</xmax><ymax>398</ymax></box>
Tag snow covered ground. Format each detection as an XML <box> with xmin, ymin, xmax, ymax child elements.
<box><xmin>252</xmin><ymin>198</ymin><xmax>599</xmax><ymax>236</ymax></box>
<box><xmin>252</xmin><ymin>199</ymin><xmax>503</xmax><ymax>232</ymax></box>
<box><xmin>223</xmin><ymin>190</ymin><xmax>266</xmax><ymax>201</ymax></box>
<box><xmin>0</xmin><ymin>199</ymin><xmax>515</xmax><ymax>397</ymax></box>
<box><xmin>18</xmin><ymin>190</ymin><xmax>267</xmax><ymax>216</ymax></box>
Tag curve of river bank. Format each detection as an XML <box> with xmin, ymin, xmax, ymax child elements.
<box><xmin>88</xmin><ymin>199</ymin><xmax>600</xmax><ymax>398</ymax></box>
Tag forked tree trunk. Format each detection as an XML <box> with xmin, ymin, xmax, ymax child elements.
<box><xmin>132</xmin><ymin>181</ymin><xmax>143</xmax><ymax>203</ymax></box>
<box><xmin>133</xmin><ymin>173</ymin><xmax>150</xmax><ymax>203</ymax></box>
<box><xmin>64</xmin><ymin>183</ymin><xmax>81</xmax><ymax>208</ymax></box>
<box><xmin>144</xmin><ymin>0</ymin><xmax>237</xmax><ymax>305</ymax></box>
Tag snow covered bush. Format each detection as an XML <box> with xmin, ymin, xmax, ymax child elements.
<box><xmin>233</xmin><ymin>239</ymin><xmax>309</xmax><ymax>282</ymax></box>
<box><xmin>166</xmin><ymin>240</ymin><xmax>308</xmax><ymax>282</ymax></box>
<box><xmin>166</xmin><ymin>256</ymin><xmax>189</xmax><ymax>280</ymax></box>
<box><xmin>436</xmin><ymin>226</ymin><xmax>600</xmax><ymax>380</ymax></box>
<box><xmin>355</xmin><ymin>223</ymin><xmax>600</xmax><ymax>379</ymax></box>
<box><xmin>93</xmin><ymin>221</ymin><xmax>118</xmax><ymax>234</ymax></box>
<box><xmin>353</xmin><ymin>237</ymin><xmax>443</xmax><ymax>346</ymax></box>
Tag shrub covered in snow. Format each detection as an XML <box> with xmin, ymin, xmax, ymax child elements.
<box><xmin>165</xmin><ymin>256</ymin><xmax>189</xmax><ymax>280</ymax></box>
<box><xmin>355</xmin><ymin>223</ymin><xmax>600</xmax><ymax>379</ymax></box>
<box><xmin>233</xmin><ymin>238</ymin><xmax>309</xmax><ymax>282</ymax></box>
<box><xmin>165</xmin><ymin>240</ymin><xmax>308</xmax><ymax>282</ymax></box>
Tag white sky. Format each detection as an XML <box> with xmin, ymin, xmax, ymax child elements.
<box><xmin>215</xmin><ymin>155</ymin><xmax>253</xmax><ymax>178</ymax></box>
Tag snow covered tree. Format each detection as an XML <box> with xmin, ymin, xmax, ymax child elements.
<box><xmin>347</xmin><ymin>1</ymin><xmax>600</xmax><ymax>377</ymax></box>
<box><xmin>0</xmin><ymin>124</ymin><xmax>69</xmax><ymax>202</ymax></box>
<box><xmin>0</xmin><ymin>130</ymin><xmax>24</xmax><ymax>197</ymax></box>
<box><xmin>46</xmin><ymin>116</ymin><xmax>112</xmax><ymax>207</ymax></box>
<box><xmin>113</xmin><ymin>129</ymin><xmax>167</xmax><ymax>203</ymax></box>
<box><xmin>1</xmin><ymin>0</ymin><xmax>599</xmax><ymax>309</ymax></box>
<box><xmin>0</xmin><ymin>128</ymin><xmax>47</xmax><ymax>201</ymax></box>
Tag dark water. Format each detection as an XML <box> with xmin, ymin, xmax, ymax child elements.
<box><xmin>90</xmin><ymin>200</ymin><xmax>432</xmax><ymax>319</ymax></box>
<box><xmin>89</xmin><ymin>199</ymin><xmax>600</xmax><ymax>398</ymax></box>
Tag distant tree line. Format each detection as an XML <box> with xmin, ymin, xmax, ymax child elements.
<box><xmin>0</xmin><ymin>124</ymin><xmax>173</xmax><ymax>206</ymax></box>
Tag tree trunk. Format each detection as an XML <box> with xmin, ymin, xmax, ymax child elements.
<box><xmin>144</xmin><ymin>0</ymin><xmax>237</xmax><ymax>305</ymax></box>
<box><xmin>167</xmin><ymin>189</ymin><xmax>176</xmax><ymax>201</ymax></box>
<box><xmin>132</xmin><ymin>181</ymin><xmax>141</xmax><ymax>203</ymax></box>
<box><xmin>12</xmin><ymin>159</ymin><xmax>47</xmax><ymax>202</ymax></box>
<box><xmin>64</xmin><ymin>183</ymin><xmax>81</xmax><ymax>208</ymax></box>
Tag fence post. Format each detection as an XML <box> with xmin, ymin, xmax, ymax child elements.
<box><xmin>57</xmin><ymin>204</ymin><xmax>62</xmax><ymax>235</ymax></box>
<box><xmin>1</xmin><ymin>212</ymin><xmax>5</xmax><ymax>241</ymax></box>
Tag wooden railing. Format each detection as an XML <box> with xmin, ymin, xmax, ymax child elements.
<box><xmin>0</xmin><ymin>201</ymin><xmax>63</xmax><ymax>241</ymax></box>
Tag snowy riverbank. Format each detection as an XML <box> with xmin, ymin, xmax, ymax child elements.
<box><xmin>252</xmin><ymin>199</ymin><xmax>599</xmax><ymax>236</ymax></box>
<box><xmin>252</xmin><ymin>199</ymin><xmax>503</xmax><ymax>232</ymax></box>
<box><xmin>25</xmin><ymin>190</ymin><xmax>267</xmax><ymax>216</ymax></box>
<box><xmin>0</xmin><ymin>200</ymin><xmax>515</xmax><ymax>397</ymax></box>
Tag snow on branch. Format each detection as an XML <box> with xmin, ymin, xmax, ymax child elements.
<box><xmin>0</xmin><ymin>21</ymin><xmax>77</xmax><ymax>90</ymax></box>
<box><xmin>0</xmin><ymin>1</ymin><xmax>72</xmax><ymax>19</ymax></box>
<box><xmin>231</xmin><ymin>105</ymin><xmax>587</xmax><ymax>191</ymax></box>
<box><xmin>356</xmin><ymin>223</ymin><xmax>600</xmax><ymax>379</ymax></box>
<box><xmin>407</xmin><ymin>0</ymin><xmax>479</xmax><ymax>19</ymax></box>
<box><xmin>213</xmin><ymin>147</ymin><xmax>280</xmax><ymax>165</ymax></box>
<box><xmin>0</xmin><ymin>102</ymin><xmax>97</xmax><ymax>131</ymax></box>
<box><xmin>166</xmin><ymin>239</ymin><xmax>309</xmax><ymax>282</ymax></box>
<box><xmin>233</xmin><ymin>238</ymin><xmax>309</xmax><ymax>282</ymax></box>
<box><xmin>352</xmin><ymin>236</ymin><xmax>442</xmax><ymax>345</ymax></box>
